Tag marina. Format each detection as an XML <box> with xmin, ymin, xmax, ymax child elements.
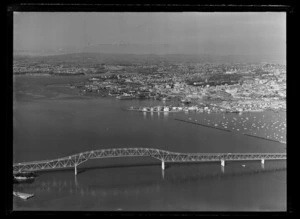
<box><xmin>128</xmin><ymin>105</ymin><xmax>203</xmax><ymax>113</ymax></box>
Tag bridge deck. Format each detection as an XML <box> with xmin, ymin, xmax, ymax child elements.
<box><xmin>13</xmin><ymin>148</ymin><xmax>286</xmax><ymax>173</ymax></box>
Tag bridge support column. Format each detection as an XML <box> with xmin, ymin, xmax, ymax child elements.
<box><xmin>74</xmin><ymin>164</ymin><xmax>77</xmax><ymax>176</ymax></box>
<box><xmin>221</xmin><ymin>159</ymin><xmax>225</xmax><ymax>167</ymax></box>
<box><xmin>75</xmin><ymin>174</ymin><xmax>78</xmax><ymax>187</ymax></box>
<box><xmin>161</xmin><ymin>161</ymin><xmax>165</xmax><ymax>170</ymax></box>
<box><xmin>261</xmin><ymin>159</ymin><xmax>265</xmax><ymax>169</ymax></box>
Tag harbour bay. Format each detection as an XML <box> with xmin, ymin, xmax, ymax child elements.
<box><xmin>13</xmin><ymin>76</ymin><xmax>286</xmax><ymax>211</ymax></box>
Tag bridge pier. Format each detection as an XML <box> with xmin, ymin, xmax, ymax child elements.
<box><xmin>261</xmin><ymin>159</ymin><xmax>265</xmax><ymax>169</ymax></box>
<box><xmin>221</xmin><ymin>159</ymin><xmax>225</xmax><ymax>167</ymax></box>
<box><xmin>161</xmin><ymin>161</ymin><xmax>165</xmax><ymax>170</ymax></box>
<box><xmin>75</xmin><ymin>174</ymin><xmax>78</xmax><ymax>187</ymax></box>
<box><xmin>74</xmin><ymin>164</ymin><xmax>77</xmax><ymax>176</ymax></box>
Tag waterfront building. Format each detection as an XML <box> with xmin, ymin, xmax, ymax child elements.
<box><xmin>188</xmin><ymin>106</ymin><xmax>197</xmax><ymax>111</ymax></box>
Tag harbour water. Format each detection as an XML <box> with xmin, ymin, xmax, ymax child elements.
<box><xmin>13</xmin><ymin>76</ymin><xmax>286</xmax><ymax>211</ymax></box>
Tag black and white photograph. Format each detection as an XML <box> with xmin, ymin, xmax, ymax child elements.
<box><xmin>11</xmin><ymin>7</ymin><xmax>287</xmax><ymax>212</ymax></box>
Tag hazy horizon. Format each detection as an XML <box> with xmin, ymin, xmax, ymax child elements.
<box><xmin>14</xmin><ymin>12</ymin><xmax>286</xmax><ymax>62</ymax></box>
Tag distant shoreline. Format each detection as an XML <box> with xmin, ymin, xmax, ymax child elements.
<box><xmin>13</xmin><ymin>52</ymin><xmax>286</xmax><ymax>65</ymax></box>
<box><xmin>13</xmin><ymin>72</ymin><xmax>85</xmax><ymax>76</ymax></box>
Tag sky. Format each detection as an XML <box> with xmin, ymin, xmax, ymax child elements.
<box><xmin>13</xmin><ymin>12</ymin><xmax>286</xmax><ymax>57</ymax></box>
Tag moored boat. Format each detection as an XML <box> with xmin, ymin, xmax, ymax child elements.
<box><xmin>13</xmin><ymin>191</ymin><xmax>35</xmax><ymax>200</ymax></box>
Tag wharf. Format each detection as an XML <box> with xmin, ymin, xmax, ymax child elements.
<box><xmin>128</xmin><ymin>106</ymin><xmax>182</xmax><ymax>113</ymax></box>
<box><xmin>128</xmin><ymin>108</ymin><xmax>181</xmax><ymax>113</ymax></box>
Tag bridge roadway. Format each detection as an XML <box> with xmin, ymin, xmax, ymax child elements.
<box><xmin>13</xmin><ymin>148</ymin><xmax>286</xmax><ymax>175</ymax></box>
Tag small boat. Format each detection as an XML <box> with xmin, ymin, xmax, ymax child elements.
<box><xmin>14</xmin><ymin>176</ymin><xmax>35</xmax><ymax>182</ymax></box>
<box><xmin>14</xmin><ymin>171</ymin><xmax>37</xmax><ymax>177</ymax></box>
<box><xmin>14</xmin><ymin>172</ymin><xmax>37</xmax><ymax>181</ymax></box>
<box><xmin>242</xmin><ymin>165</ymin><xmax>246</xmax><ymax>167</ymax></box>
<box><xmin>13</xmin><ymin>191</ymin><xmax>35</xmax><ymax>200</ymax></box>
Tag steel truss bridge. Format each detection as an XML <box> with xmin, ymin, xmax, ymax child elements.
<box><xmin>13</xmin><ymin>148</ymin><xmax>286</xmax><ymax>175</ymax></box>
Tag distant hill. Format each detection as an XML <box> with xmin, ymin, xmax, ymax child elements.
<box><xmin>13</xmin><ymin>52</ymin><xmax>286</xmax><ymax>65</ymax></box>
<box><xmin>14</xmin><ymin>42</ymin><xmax>285</xmax><ymax>65</ymax></box>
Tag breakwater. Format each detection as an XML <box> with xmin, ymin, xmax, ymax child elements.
<box><xmin>174</xmin><ymin>118</ymin><xmax>232</xmax><ymax>132</ymax></box>
<box><xmin>243</xmin><ymin>133</ymin><xmax>286</xmax><ymax>144</ymax></box>
<box><xmin>174</xmin><ymin>118</ymin><xmax>286</xmax><ymax>145</ymax></box>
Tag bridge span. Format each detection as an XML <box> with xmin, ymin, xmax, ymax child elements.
<box><xmin>13</xmin><ymin>148</ymin><xmax>286</xmax><ymax>175</ymax></box>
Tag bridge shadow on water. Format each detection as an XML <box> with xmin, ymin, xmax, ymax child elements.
<box><xmin>76</xmin><ymin>162</ymin><xmax>165</xmax><ymax>175</ymax></box>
